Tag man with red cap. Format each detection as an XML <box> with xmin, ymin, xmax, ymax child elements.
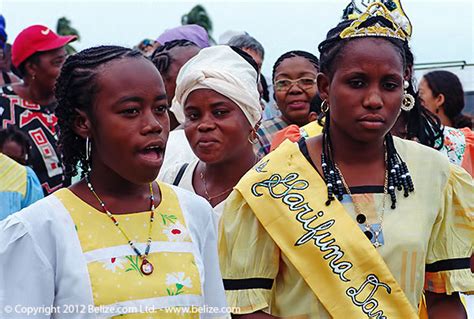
<box><xmin>0</xmin><ymin>25</ymin><xmax>76</xmax><ymax>195</ymax></box>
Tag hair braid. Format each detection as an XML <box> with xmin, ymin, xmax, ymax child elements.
<box><xmin>55</xmin><ymin>45</ymin><xmax>143</xmax><ymax>177</ymax></box>
<box><xmin>272</xmin><ymin>50</ymin><xmax>319</xmax><ymax>82</ymax></box>
<box><xmin>150</xmin><ymin>39</ymin><xmax>198</xmax><ymax>75</ymax></box>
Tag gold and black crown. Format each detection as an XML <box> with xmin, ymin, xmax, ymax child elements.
<box><xmin>340</xmin><ymin>0</ymin><xmax>412</xmax><ymax>42</ymax></box>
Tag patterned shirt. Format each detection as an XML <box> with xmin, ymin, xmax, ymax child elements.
<box><xmin>255</xmin><ymin>117</ymin><xmax>288</xmax><ymax>157</ymax></box>
<box><xmin>0</xmin><ymin>88</ymin><xmax>69</xmax><ymax>195</ymax></box>
<box><xmin>435</xmin><ymin>126</ymin><xmax>473</xmax><ymax>176</ymax></box>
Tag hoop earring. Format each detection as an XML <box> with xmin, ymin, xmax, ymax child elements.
<box><xmin>248</xmin><ymin>130</ymin><xmax>259</xmax><ymax>145</ymax></box>
<box><xmin>85</xmin><ymin>137</ymin><xmax>91</xmax><ymax>161</ymax></box>
<box><xmin>401</xmin><ymin>80</ymin><xmax>415</xmax><ymax>112</ymax></box>
<box><xmin>320</xmin><ymin>99</ymin><xmax>330</xmax><ymax>115</ymax></box>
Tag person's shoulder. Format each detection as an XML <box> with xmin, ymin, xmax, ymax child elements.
<box><xmin>163</xmin><ymin>182</ymin><xmax>213</xmax><ymax>217</ymax></box>
<box><xmin>394</xmin><ymin>136</ymin><xmax>450</xmax><ymax>172</ymax></box>
<box><xmin>16</xmin><ymin>191</ymin><xmax>67</xmax><ymax>222</ymax></box>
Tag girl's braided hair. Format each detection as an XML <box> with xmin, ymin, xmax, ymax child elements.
<box><xmin>55</xmin><ymin>45</ymin><xmax>143</xmax><ymax>177</ymax></box>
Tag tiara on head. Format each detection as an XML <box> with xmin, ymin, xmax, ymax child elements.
<box><xmin>340</xmin><ymin>0</ymin><xmax>412</xmax><ymax>42</ymax></box>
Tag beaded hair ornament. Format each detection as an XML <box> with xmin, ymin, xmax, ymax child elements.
<box><xmin>340</xmin><ymin>0</ymin><xmax>412</xmax><ymax>41</ymax></box>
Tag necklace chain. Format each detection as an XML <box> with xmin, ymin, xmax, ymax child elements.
<box><xmin>199</xmin><ymin>171</ymin><xmax>233</xmax><ymax>202</ymax></box>
<box><xmin>199</xmin><ymin>155</ymin><xmax>259</xmax><ymax>202</ymax></box>
<box><xmin>334</xmin><ymin>150</ymin><xmax>389</xmax><ymax>248</ymax></box>
<box><xmin>85</xmin><ymin>176</ymin><xmax>156</xmax><ymax>273</ymax></box>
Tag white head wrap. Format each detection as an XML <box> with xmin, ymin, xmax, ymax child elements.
<box><xmin>172</xmin><ymin>45</ymin><xmax>262</xmax><ymax>127</ymax></box>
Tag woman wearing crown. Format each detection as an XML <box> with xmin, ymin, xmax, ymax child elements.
<box><xmin>218</xmin><ymin>1</ymin><xmax>473</xmax><ymax>318</ymax></box>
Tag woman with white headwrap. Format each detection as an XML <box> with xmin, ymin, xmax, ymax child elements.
<box><xmin>159</xmin><ymin>45</ymin><xmax>262</xmax><ymax>217</ymax></box>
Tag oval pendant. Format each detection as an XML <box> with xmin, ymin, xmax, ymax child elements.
<box><xmin>140</xmin><ymin>259</ymin><xmax>154</xmax><ymax>275</ymax></box>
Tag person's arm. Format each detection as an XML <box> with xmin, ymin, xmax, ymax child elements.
<box><xmin>0</xmin><ymin>215</ymin><xmax>55</xmax><ymax>318</ymax></box>
<box><xmin>219</xmin><ymin>191</ymin><xmax>279</xmax><ymax>316</ymax></box>
<box><xmin>21</xmin><ymin>167</ymin><xmax>44</xmax><ymax>208</ymax></box>
<box><xmin>424</xmin><ymin>164</ymin><xmax>473</xmax><ymax>318</ymax></box>
<box><xmin>425</xmin><ymin>292</ymin><xmax>467</xmax><ymax>319</ymax></box>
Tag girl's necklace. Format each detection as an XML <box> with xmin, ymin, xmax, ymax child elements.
<box><xmin>334</xmin><ymin>149</ymin><xmax>389</xmax><ymax>248</ymax></box>
<box><xmin>86</xmin><ymin>176</ymin><xmax>156</xmax><ymax>275</ymax></box>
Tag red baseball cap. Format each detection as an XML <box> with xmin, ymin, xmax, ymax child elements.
<box><xmin>11</xmin><ymin>24</ymin><xmax>77</xmax><ymax>68</ymax></box>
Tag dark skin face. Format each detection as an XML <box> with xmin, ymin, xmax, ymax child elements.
<box><xmin>71</xmin><ymin>57</ymin><xmax>170</xmax><ymax>213</ymax></box>
<box><xmin>1</xmin><ymin>140</ymin><xmax>27</xmax><ymax>165</ymax></box>
<box><xmin>307</xmin><ymin>38</ymin><xmax>406</xmax><ymax>186</ymax></box>
<box><xmin>183</xmin><ymin>88</ymin><xmax>257</xmax><ymax>207</ymax></box>
<box><xmin>274</xmin><ymin>56</ymin><xmax>318</xmax><ymax>126</ymax></box>
<box><xmin>13</xmin><ymin>47</ymin><xmax>67</xmax><ymax>105</ymax></box>
<box><xmin>163</xmin><ymin>46</ymin><xmax>201</xmax><ymax>106</ymax></box>
<box><xmin>183</xmin><ymin>88</ymin><xmax>253</xmax><ymax>164</ymax></box>
<box><xmin>162</xmin><ymin>45</ymin><xmax>200</xmax><ymax>129</ymax></box>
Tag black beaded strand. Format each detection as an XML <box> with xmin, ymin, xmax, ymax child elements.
<box><xmin>321</xmin><ymin>111</ymin><xmax>414</xmax><ymax>209</ymax></box>
<box><xmin>384</xmin><ymin>133</ymin><xmax>415</xmax><ymax>208</ymax></box>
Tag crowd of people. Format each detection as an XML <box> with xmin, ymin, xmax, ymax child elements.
<box><xmin>0</xmin><ymin>0</ymin><xmax>473</xmax><ymax>318</ymax></box>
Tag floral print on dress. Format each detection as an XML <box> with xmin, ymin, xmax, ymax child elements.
<box><xmin>438</xmin><ymin>126</ymin><xmax>466</xmax><ymax>165</ymax></box>
<box><xmin>125</xmin><ymin>255</ymin><xmax>144</xmax><ymax>277</ymax></box>
<box><xmin>102</xmin><ymin>257</ymin><xmax>127</xmax><ymax>272</ymax></box>
<box><xmin>159</xmin><ymin>212</ymin><xmax>178</xmax><ymax>225</ymax></box>
<box><xmin>163</xmin><ymin>221</ymin><xmax>189</xmax><ymax>242</ymax></box>
<box><xmin>166</xmin><ymin>272</ymin><xmax>192</xmax><ymax>296</ymax></box>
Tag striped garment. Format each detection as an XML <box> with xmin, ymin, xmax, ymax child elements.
<box><xmin>0</xmin><ymin>153</ymin><xmax>43</xmax><ymax>220</ymax></box>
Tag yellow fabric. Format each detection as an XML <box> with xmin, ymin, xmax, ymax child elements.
<box><xmin>55</xmin><ymin>184</ymin><xmax>202</xmax><ymax>318</ymax></box>
<box><xmin>219</xmin><ymin>137</ymin><xmax>474</xmax><ymax>318</ymax></box>
<box><xmin>0</xmin><ymin>153</ymin><xmax>27</xmax><ymax>196</ymax></box>
<box><xmin>300</xmin><ymin>121</ymin><xmax>323</xmax><ymax>139</ymax></box>
<box><xmin>230</xmin><ymin>140</ymin><xmax>417</xmax><ymax>318</ymax></box>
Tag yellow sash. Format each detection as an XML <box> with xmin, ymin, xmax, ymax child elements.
<box><xmin>236</xmin><ymin>140</ymin><xmax>418</xmax><ymax>318</ymax></box>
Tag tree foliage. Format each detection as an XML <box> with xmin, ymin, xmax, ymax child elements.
<box><xmin>181</xmin><ymin>5</ymin><xmax>215</xmax><ymax>44</ymax></box>
<box><xmin>56</xmin><ymin>17</ymin><xmax>80</xmax><ymax>54</ymax></box>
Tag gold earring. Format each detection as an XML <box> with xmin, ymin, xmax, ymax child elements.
<box><xmin>248</xmin><ymin>130</ymin><xmax>259</xmax><ymax>145</ymax></box>
<box><xmin>320</xmin><ymin>99</ymin><xmax>330</xmax><ymax>114</ymax></box>
<box><xmin>401</xmin><ymin>80</ymin><xmax>415</xmax><ymax>112</ymax></box>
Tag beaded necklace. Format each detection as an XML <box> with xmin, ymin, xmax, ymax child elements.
<box><xmin>86</xmin><ymin>176</ymin><xmax>156</xmax><ymax>275</ymax></box>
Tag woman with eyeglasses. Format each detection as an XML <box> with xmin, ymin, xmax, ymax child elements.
<box><xmin>255</xmin><ymin>51</ymin><xmax>319</xmax><ymax>157</ymax></box>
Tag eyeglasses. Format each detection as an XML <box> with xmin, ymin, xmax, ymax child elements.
<box><xmin>274</xmin><ymin>77</ymin><xmax>317</xmax><ymax>92</ymax></box>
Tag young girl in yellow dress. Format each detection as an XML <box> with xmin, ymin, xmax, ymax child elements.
<box><xmin>0</xmin><ymin>46</ymin><xmax>228</xmax><ymax>318</ymax></box>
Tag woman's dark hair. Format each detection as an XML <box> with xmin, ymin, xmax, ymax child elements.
<box><xmin>318</xmin><ymin>20</ymin><xmax>444</xmax><ymax>149</ymax></box>
<box><xmin>260</xmin><ymin>75</ymin><xmax>270</xmax><ymax>103</ymax></box>
<box><xmin>0</xmin><ymin>125</ymin><xmax>31</xmax><ymax>162</ymax></box>
<box><xmin>55</xmin><ymin>45</ymin><xmax>143</xmax><ymax>177</ymax></box>
<box><xmin>319</xmin><ymin>20</ymin><xmax>407</xmax><ymax>76</ymax></box>
<box><xmin>423</xmin><ymin>70</ymin><xmax>472</xmax><ymax>129</ymax></box>
<box><xmin>18</xmin><ymin>51</ymin><xmax>41</xmax><ymax>78</ymax></box>
<box><xmin>272</xmin><ymin>50</ymin><xmax>320</xmax><ymax>82</ymax></box>
<box><xmin>150</xmin><ymin>39</ymin><xmax>198</xmax><ymax>75</ymax></box>
<box><xmin>398</xmin><ymin>43</ymin><xmax>444</xmax><ymax>149</ymax></box>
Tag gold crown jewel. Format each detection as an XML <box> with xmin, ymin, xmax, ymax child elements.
<box><xmin>340</xmin><ymin>0</ymin><xmax>412</xmax><ymax>42</ymax></box>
